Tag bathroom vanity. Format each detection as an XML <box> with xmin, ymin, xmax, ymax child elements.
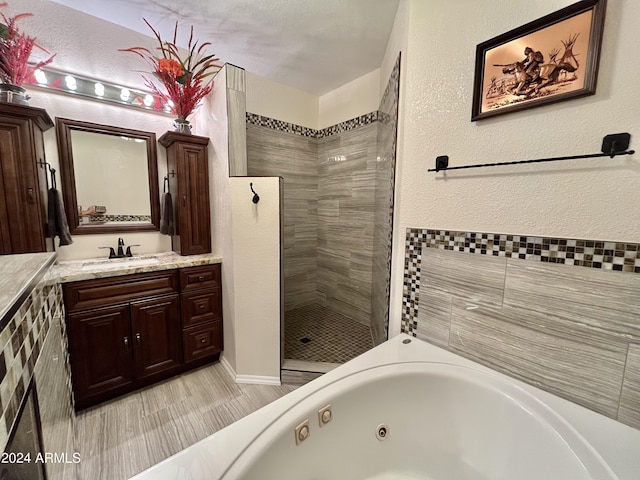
<box><xmin>55</xmin><ymin>253</ymin><xmax>223</xmax><ymax>410</ymax></box>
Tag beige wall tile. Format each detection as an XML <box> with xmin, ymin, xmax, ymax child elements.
<box><xmin>619</xmin><ymin>344</ymin><xmax>640</xmax><ymax>428</ymax></box>
<box><xmin>449</xmin><ymin>301</ymin><xmax>627</xmax><ymax>418</ymax></box>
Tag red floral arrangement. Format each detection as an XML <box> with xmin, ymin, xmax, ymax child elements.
<box><xmin>0</xmin><ymin>2</ymin><xmax>54</xmax><ymax>86</ymax></box>
<box><xmin>120</xmin><ymin>19</ymin><xmax>220</xmax><ymax>120</ymax></box>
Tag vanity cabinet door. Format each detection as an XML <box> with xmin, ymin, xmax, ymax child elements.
<box><xmin>130</xmin><ymin>294</ymin><xmax>182</xmax><ymax>380</ymax></box>
<box><xmin>67</xmin><ymin>304</ymin><xmax>135</xmax><ymax>408</ymax></box>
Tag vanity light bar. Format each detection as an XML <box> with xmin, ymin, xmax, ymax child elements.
<box><xmin>24</xmin><ymin>65</ymin><xmax>173</xmax><ymax>116</ymax></box>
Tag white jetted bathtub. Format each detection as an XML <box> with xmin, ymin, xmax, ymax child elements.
<box><xmin>133</xmin><ymin>335</ymin><xmax>640</xmax><ymax>480</ymax></box>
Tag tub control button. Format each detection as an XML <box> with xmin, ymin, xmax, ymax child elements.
<box><xmin>294</xmin><ymin>419</ymin><xmax>310</xmax><ymax>445</ymax></box>
<box><xmin>318</xmin><ymin>404</ymin><xmax>332</xmax><ymax>427</ymax></box>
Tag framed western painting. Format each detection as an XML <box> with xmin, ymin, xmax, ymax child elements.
<box><xmin>471</xmin><ymin>0</ymin><xmax>607</xmax><ymax>121</ymax></box>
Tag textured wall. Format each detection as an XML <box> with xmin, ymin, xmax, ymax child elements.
<box><xmin>388</xmin><ymin>0</ymin><xmax>640</xmax><ymax>335</ymax></box>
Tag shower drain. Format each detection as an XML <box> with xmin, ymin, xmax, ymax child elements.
<box><xmin>375</xmin><ymin>424</ymin><xmax>389</xmax><ymax>441</ymax></box>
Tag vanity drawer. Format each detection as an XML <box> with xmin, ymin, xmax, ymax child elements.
<box><xmin>64</xmin><ymin>270</ymin><xmax>179</xmax><ymax>312</ymax></box>
<box><xmin>180</xmin><ymin>264</ymin><xmax>221</xmax><ymax>291</ymax></box>
<box><xmin>181</xmin><ymin>287</ymin><xmax>221</xmax><ymax>328</ymax></box>
<box><xmin>183</xmin><ymin>321</ymin><xmax>222</xmax><ymax>363</ymax></box>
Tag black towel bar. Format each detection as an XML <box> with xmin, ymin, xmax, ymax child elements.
<box><xmin>429</xmin><ymin>133</ymin><xmax>635</xmax><ymax>173</ymax></box>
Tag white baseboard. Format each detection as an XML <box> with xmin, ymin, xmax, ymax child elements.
<box><xmin>219</xmin><ymin>354</ymin><xmax>281</xmax><ymax>385</ymax></box>
<box><xmin>235</xmin><ymin>375</ymin><xmax>281</xmax><ymax>386</ymax></box>
<box><xmin>219</xmin><ymin>354</ymin><xmax>236</xmax><ymax>381</ymax></box>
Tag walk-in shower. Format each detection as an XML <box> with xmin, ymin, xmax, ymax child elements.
<box><xmin>246</xmin><ymin>56</ymin><xmax>401</xmax><ymax>377</ymax></box>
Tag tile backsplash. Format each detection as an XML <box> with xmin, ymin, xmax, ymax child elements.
<box><xmin>403</xmin><ymin>228</ymin><xmax>640</xmax><ymax>429</ymax></box>
<box><xmin>0</xmin><ymin>268</ymin><xmax>75</xmax><ymax>466</ymax></box>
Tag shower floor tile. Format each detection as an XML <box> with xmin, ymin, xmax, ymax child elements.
<box><xmin>284</xmin><ymin>304</ymin><xmax>374</xmax><ymax>364</ymax></box>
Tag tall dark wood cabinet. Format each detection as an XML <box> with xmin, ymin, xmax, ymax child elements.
<box><xmin>159</xmin><ymin>131</ymin><xmax>211</xmax><ymax>255</ymax></box>
<box><xmin>0</xmin><ymin>103</ymin><xmax>54</xmax><ymax>254</ymax></box>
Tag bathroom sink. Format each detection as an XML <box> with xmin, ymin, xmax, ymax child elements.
<box><xmin>80</xmin><ymin>257</ymin><xmax>161</xmax><ymax>271</ymax></box>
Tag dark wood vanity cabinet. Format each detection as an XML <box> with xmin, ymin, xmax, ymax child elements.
<box><xmin>159</xmin><ymin>132</ymin><xmax>211</xmax><ymax>256</ymax></box>
<box><xmin>64</xmin><ymin>270</ymin><xmax>183</xmax><ymax>409</ymax></box>
<box><xmin>64</xmin><ymin>264</ymin><xmax>223</xmax><ymax>410</ymax></box>
<box><xmin>0</xmin><ymin>104</ymin><xmax>54</xmax><ymax>254</ymax></box>
<box><xmin>180</xmin><ymin>264</ymin><xmax>223</xmax><ymax>364</ymax></box>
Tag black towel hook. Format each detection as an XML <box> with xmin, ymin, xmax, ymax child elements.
<box><xmin>250</xmin><ymin>183</ymin><xmax>260</xmax><ymax>204</ymax></box>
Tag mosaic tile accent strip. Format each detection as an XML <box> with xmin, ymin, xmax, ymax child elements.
<box><xmin>402</xmin><ymin>228</ymin><xmax>640</xmax><ymax>336</ymax></box>
<box><xmin>87</xmin><ymin>214</ymin><xmax>152</xmax><ymax>222</ymax></box>
<box><xmin>246</xmin><ymin>113</ymin><xmax>318</xmax><ymax>138</ymax></box>
<box><xmin>284</xmin><ymin>304</ymin><xmax>373</xmax><ymax>364</ymax></box>
<box><xmin>246</xmin><ymin>111</ymin><xmax>379</xmax><ymax>139</ymax></box>
<box><xmin>0</xmin><ymin>275</ymin><xmax>70</xmax><ymax>453</ymax></box>
<box><xmin>407</xmin><ymin>229</ymin><xmax>640</xmax><ymax>273</ymax></box>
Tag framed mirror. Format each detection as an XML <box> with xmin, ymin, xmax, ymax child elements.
<box><xmin>56</xmin><ymin>118</ymin><xmax>161</xmax><ymax>234</ymax></box>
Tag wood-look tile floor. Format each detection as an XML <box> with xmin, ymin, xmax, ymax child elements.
<box><xmin>75</xmin><ymin>362</ymin><xmax>297</xmax><ymax>480</ymax></box>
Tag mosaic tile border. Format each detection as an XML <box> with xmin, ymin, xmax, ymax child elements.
<box><xmin>246</xmin><ymin>111</ymin><xmax>379</xmax><ymax>139</ymax></box>
<box><xmin>402</xmin><ymin>228</ymin><xmax>640</xmax><ymax>335</ymax></box>
<box><xmin>87</xmin><ymin>214</ymin><xmax>152</xmax><ymax>222</ymax></box>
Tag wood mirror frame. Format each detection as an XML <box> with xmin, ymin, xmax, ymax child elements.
<box><xmin>56</xmin><ymin>118</ymin><xmax>161</xmax><ymax>234</ymax></box>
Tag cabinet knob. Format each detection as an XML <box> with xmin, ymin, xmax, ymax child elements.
<box><xmin>200</xmin><ymin>338</ymin><xmax>207</xmax><ymax>344</ymax></box>
<box><xmin>197</xmin><ymin>276</ymin><xmax>205</xmax><ymax>281</ymax></box>
<box><xmin>136</xmin><ymin>333</ymin><xmax>141</xmax><ymax>342</ymax></box>
<box><xmin>27</xmin><ymin>187</ymin><xmax>35</xmax><ymax>204</ymax></box>
<box><xmin>199</xmin><ymin>304</ymin><xmax>205</xmax><ymax>310</ymax></box>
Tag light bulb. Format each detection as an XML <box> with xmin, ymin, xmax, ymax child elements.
<box><xmin>143</xmin><ymin>94</ymin><xmax>154</xmax><ymax>107</ymax></box>
<box><xmin>94</xmin><ymin>82</ymin><xmax>105</xmax><ymax>97</ymax></box>
<box><xmin>34</xmin><ymin>69</ymin><xmax>48</xmax><ymax>84</ymax></box>
<box><xmin>120</xmin><ymin>88</ymin><xmax>130</xmax><ymax>101</ymax></box>
<box><xmin>65</xmin><ymin>75</ymin><xmax>77</xmax><ymax>91</ymax></box>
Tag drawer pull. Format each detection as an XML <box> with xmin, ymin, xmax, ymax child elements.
<box><xmin>136</xmin><ymin>333</ymin><xmax>141</xmax><ymax>343</ymax></box>
<box><xmin>200</xmin><ymin>338</ymin><xmax>207</xmax><ymax>344</ymax></box>
<box><xmin>197</xmin><ymin>276</ymin><xmax>205</xmax><ymax>281</ymax></box>
<box><xmin>124</xmin><ymin>336</ymin><xmax>129</xmax><ymax>348</ymax></box>
<box><xmin>199</xmin><ymin>304</ymin><xmax>206</xmax><ymax>310</ymax></box>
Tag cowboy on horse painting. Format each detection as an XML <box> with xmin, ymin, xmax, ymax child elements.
<box><xmin>495</xmin><ymin>45</ymin><xmax>576</xmax><ymax>96</ymax></box>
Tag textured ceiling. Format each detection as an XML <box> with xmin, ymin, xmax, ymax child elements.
<box><xmin>47</xmin><ymin>0</ymin><xmax>399</xmax><ymax>95</ymax></box>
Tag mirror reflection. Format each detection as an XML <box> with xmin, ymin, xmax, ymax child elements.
<box><xmin>56</xmin><ymin>118</ymin><xmax>160</xmax><ymax>234</ymax></box>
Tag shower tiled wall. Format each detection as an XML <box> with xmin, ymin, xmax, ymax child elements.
<box><xmin>317</xmin><ymin>123</ymin><xmax>378</xmax><ymax>325</ymax></box>
<box><xmin>371</xmin><ymin>55</ymin><xmax>400</xmax><ymax>345</ymax></box>
<box><xmin>402</xmin><ymin>228</ymin><xmax>640</xmax><ymax>429</ymax></box>
<box><xmin>246</xmin><ymin>123</ymin><xmax>319</xmax><ymax>311</ymax></box>
<box><xmin>246</xmin><ymin>55</ymin><xmax>400</xmax><ymax>336</ymax></box>
<box><xmin>0</xmin><ymin>267</ymin><xmax>75</xmax><ymax>470</ymax></box>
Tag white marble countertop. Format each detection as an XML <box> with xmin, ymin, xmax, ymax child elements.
<box><xmin>0</xmin><ymin>252</ymin><xmax>57</xmax><ymax>322</ymax></box>
<box><xmin>53</xmin><ymin>252</ymin><xmax>222</xmax><ymax>283</ymax></box>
